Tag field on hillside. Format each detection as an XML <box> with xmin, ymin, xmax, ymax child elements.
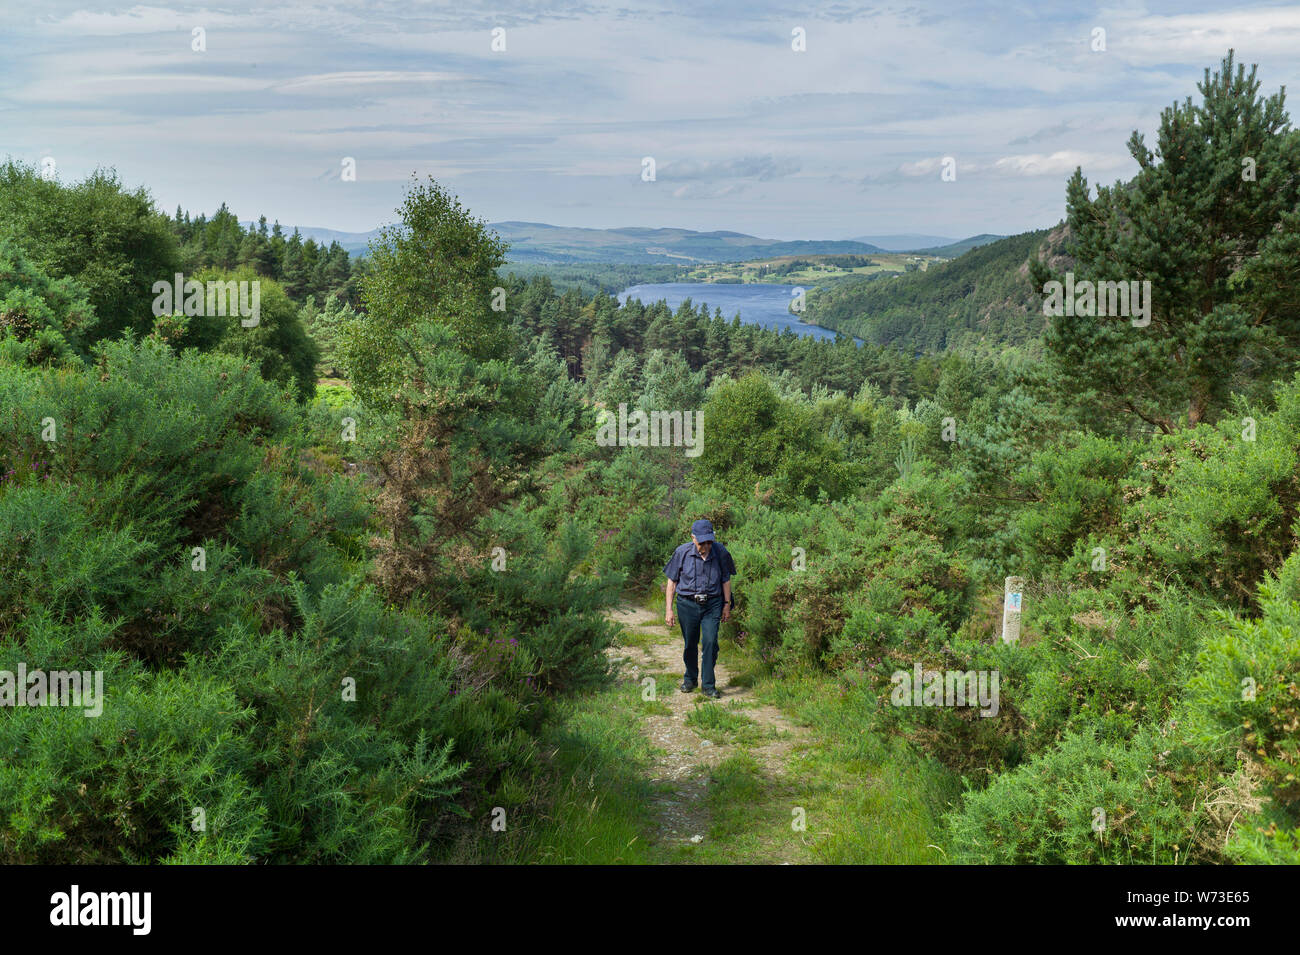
<box><xmin>683</xmin><ymin>251</ymin><xmax>941</xmax><ymax>285</ymax></box>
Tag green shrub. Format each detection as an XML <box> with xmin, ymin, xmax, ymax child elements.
<box><xmin>0</xmin><ymin>238</ymin><xmax>95</xmax><ymax>365</ymax></box>
<box><xmin>1013</xmin><ymin>433</ymin><xmax>1134</xmax><ymax>569</ymax></box>
<box><xmin>1114</xmin><ymin>377</ymin><xmax>1300</xmax><ymax>607</ymax></box>
<box><xmin>693</xmin><ymin>372</ymin><xmax>852</xmax><ymax>505</ymax></box>
<box><xmin>0</xmin><ymin>336</ymin><xmax>613</xmax><ymax>862</ymax></box>
<box><xmin>946</xmin><ymin>727</ymin><xmax>1203</xmax><ymax>864</ymax></box>
<box><xmin>1183</xmin><ymin>550</ymin><xmax>1300</xmax><ymax>863</ymax></box>
<box><xmin>0</xmin><ymin>161</ymin><xmax>180</xmax><ymax>342</ymax></box>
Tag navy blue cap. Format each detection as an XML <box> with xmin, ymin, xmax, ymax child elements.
<box><xmin>691</xmin><ymin>519</ymin><xmax>715</xmax><ymax>542</ymax></box>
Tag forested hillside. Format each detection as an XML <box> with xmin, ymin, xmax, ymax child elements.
<box><xmin>499</xmin><ymin>261</ymin><xmax>688</xmax><ymax>296</ymax></box>
<box><xmin>1</xmin><ymin>52</ymin><xmax>1297</xmax><ymax>866</ymax></box>
<box><xmin>804</xmin><ymin>228</ymin><xmax>1055</xmax><ymax>353</ymax></box>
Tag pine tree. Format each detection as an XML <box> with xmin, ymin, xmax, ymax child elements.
<box><xmin>1038</xmin><ymin>51</ymin><xmax>1300</xmax><ymax>432</ymax></box>
<box><xmin>281</xmin><ymin>230</ymin><xmax>307</xmax><ymax>299</ymax></box>
<box><xmin>598</xmin><ymin>348</ymin><xmax>641</xmax><ymax>409</ymax></box>
<box><xmin>268</xmin><ymin>222</ymin><xmax>286</xmax><ymax>281</ymax></box>
<box><xmin>236</xmin><ymin>229</ymin><xmax>260</xmax><ymax>270</ymax></box>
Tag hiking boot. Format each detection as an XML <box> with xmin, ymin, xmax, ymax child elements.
<box><xmin>680</xmin><ymin>680</ymin><xmax>696</xmax><ymax>693</ymax></box>
<box><xmin>702</xmin><ymin>687</ymin><xmax>721</xmax><ymax>700</ymax></box>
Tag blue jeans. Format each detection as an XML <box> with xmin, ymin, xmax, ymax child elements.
<box><xmin>677</xmin><ymin>593</ymin><xmax>722</xmax><ymax>691</ymax></box>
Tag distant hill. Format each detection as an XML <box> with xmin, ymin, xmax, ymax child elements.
<box><xmin>803</xmin><ymin>228</ymin><xmax>1061</xmax><ymax>352</ymax></box>
<box><xmin>240</xmin><ymin>220</ymin><xmax>888</xmax><ymax>262</ymax></box>
<box><xmin>238</xmin><ymin>220</ymin><xmax>995</xmax><ymax>264</ymax></box>
<box><xmin>850</xmin><ymin>233</ymin><xmax>956</xmax><ymax>251</ymax></box>
<box><xmin>488</xmin><ymin>221</ymin><xmax>887</xmax><ymax>263</ymax></box>
<box><xmin>911</xmin><ymin>234</ymin><xmax>1008</xmax><ymax>257</ymax></box>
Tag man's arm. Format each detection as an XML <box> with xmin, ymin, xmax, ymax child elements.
<box><xmin>719</xmin><ymin>543</ymin><xmax>733</xmax><ymax>621</ymax></box>
<box><xmin>665</xmin><ymin>545</ymin><xmax>680</xmax><ymax>626</ymax></box>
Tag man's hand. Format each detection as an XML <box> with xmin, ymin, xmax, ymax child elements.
<box><xmin>721</xmin><ymin>603</ymin><xmax>731</xmax><ymax>623</ymax></box>
<box><xmin>666</xmin><ymin>608</ymin><xmax>675</xmax><ymax>627</ymax></box>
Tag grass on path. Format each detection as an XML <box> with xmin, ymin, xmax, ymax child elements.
<box><xmin>508</xmin><ymin>607</ymin><xmax>958</xmax><ymax>864</ymax></box>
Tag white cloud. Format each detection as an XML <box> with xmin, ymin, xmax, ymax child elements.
<box><xmin>273</xmin><ymin>71</ymin><xmax>465</xmax><ymax>93</ymax></box>
<box><xmin>897</xmin><ymin>156</ymin><xmax>956</xmax><ymax>178</ymax></box>
<box><xmin>1105</xmin><ymin>7</ymin><xmax>1300</xmax><ymax>62</ymax></box>
<box><xmin>42</xmin><ymin>5</ymin><xmax>242</xmax><ymax>35</ymax></box>
<box><xmin>991</xmin><ymin>151</ymin><xmax>1132</xmax><ymax>177</ymax></box>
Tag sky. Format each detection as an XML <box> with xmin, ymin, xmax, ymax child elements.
<box><xmin>2</xmin><ymin>1</ymin><xmax>1299</xmax><ymax>240</ymax></box>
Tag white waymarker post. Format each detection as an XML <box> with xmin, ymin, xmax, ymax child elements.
<box><xmin>1001</xmin><ymin>576</ymin><xmax>1024</xmax><ymax>645</ymax></box>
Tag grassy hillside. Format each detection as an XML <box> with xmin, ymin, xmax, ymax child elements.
<box><xmin>803</xmin><ymin>229</ymin><xmax>1056</xmax><ymax>353</ymax></box>
<box><xmin>497</xmin><ymin>252</ymin><xmax>944</xmax><ymax>296</ymax></box>
<box><xmin>681</xmin><ymin>251</ymin><xmax>941</xmax><ymax>285</ymax></box>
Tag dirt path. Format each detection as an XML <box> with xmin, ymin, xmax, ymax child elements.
<box><xmin>604</xmin><ymin>603</ymin><xmax>810</xmax><ymax>858</ymax></box>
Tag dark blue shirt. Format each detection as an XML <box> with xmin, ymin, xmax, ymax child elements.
<box><xmin>664</xmin><ymin>541</ymin><xmax>733</xmax><ymax>596</ymax></box>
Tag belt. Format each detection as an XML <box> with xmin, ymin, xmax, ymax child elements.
<box><xmin>678</xmin><ymin>592</ymin><xmax>720</xmax><ymax>604</ymax></box>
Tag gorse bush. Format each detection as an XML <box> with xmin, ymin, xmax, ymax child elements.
<box><xmin>1012</xmin><ymin>433</ymin><xmax>1135</xmax><ymax>570</ymax></box>
<box><xmin>918</xmin><ymin>379</ymin><xmax>1300</xmax><ymax>861</ymax></box>
<box><xmin>709</xmin><ymin>483</ymin><xmax>972</xmax><ymax>672</ymax></box>
<box><xmin>0</xmin><ymin>239</ymin><xmax>95</xmax><ymax>366</ymax></box>
<box><xmin>1183</xmin><ymin>550</ymin><xmax>1300</xmax><ymax>863</ymax></box>
<box><xmin>945</xmin><ymin>549</ymin><xmax>1300</xmax><ymax>865</ymax></box>
<box><xmin>1113</xmin><ymin>382</ymin><xmax>1300</xmax><ymax>608</ymax></box>
<box><xmin>694</xmin><ymin>372</ymin><xmax>854</xmax><ymax>506</ymax></box>
<box><xmin>0</xmin><ymin>333</ymin><xmax>616</xmax><ymax>862</ymax></box>
<box><xmin>946</xmin><ymin>726</ymin><xmax>1203</xmax><ymax>864</ymax></box>
<box><xmin>0</xmin><ymin>339</ymin><xmax>460</xmax><ymax>861</ymax></box>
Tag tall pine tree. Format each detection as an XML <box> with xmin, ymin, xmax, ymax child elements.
<box><xmin>1037</xmin><ymin>51</ymin><xmax>1300</xmax><ymax>432</ymax></box>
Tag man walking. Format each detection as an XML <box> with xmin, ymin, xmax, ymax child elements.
<box><xmin>664</xmin><ymin>519</ymin><xmax>734</xmax><ymax>699</ymax></box>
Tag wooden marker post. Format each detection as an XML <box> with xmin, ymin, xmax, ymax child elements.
<box><xmin>1001</xmin><ymin>576</ymin><xmax>1024</xmax><ymax>645</ymax></box>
